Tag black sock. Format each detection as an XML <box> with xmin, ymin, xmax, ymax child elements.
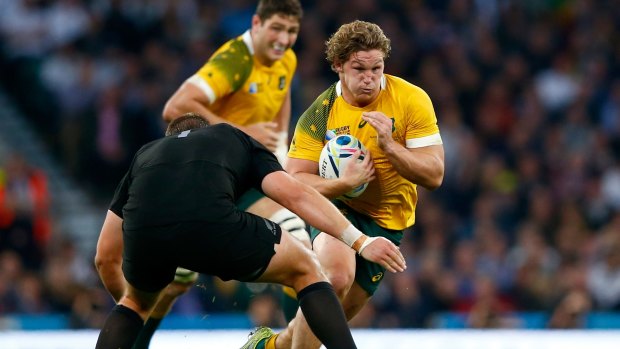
<box><xmin>297</xmin><ymin>282</ymin><xmax>357</xmax><ymax>349</ymax></box>
<box><xmin>95</xmin><ymin>304</ymin><xmax>144</xmax><ymax>349</ymax></box>
<box><xmin>132</xmin><ymin>317</ymin><xmax>163</xmax><ymax>349</ymax></box>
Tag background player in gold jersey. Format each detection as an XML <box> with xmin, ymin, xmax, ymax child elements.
<box><xmin>96</xmin><ymin>1</ymin><xmax>305</xmax><ymax>348</ymax></box>
<box><xmin>241</xmin><ymin>20</ymin><xmax>445</xmax><ymax>349</ymax></box>
<box><xmin>163</xmin><ymin>0</ymin><xmax>305</xmax><ymax>238</ymax></box>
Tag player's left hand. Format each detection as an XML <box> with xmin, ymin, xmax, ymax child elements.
<box><xmin>361</xmin><ymin>111</ymin><xmax>396</xmax><ymax>151</ymax></box>
<box><xmin>359</xmin><ymin>236</ymin><xmax>406</xmax><ymax>273</ymax></box>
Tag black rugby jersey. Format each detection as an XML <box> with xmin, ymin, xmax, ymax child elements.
<box><xmin>109</xmin><ymin>124</ymin><xmax>283</xmax><ymax>230</ymax></box>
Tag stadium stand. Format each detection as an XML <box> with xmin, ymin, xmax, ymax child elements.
<box><xmin>0</xmin><ymin>0</ymin><xmax>619</xmax><ymax>331</ymax></box>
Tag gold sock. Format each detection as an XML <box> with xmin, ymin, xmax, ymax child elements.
<box><xmin>265</xmin><ymin>333</ymin><xmax>278</xmax><ymax>349</ymax></box>
<box><xmin>281</xmin><ymin>286</ymin><xmax>297</xmax><ymax>299</ymax></box>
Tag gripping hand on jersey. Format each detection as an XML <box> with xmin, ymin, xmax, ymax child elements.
<box><xmin>361</xmin><ymin>112</ymin><xmax>397</xmax><ymax>151</ymax></box>
<box><xmin>242</xmin><ymin>122</ymin><xmax>280</xmax><ymax>152</ymax></box>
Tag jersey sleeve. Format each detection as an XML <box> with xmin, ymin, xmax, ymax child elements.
<box><xmin>109</xmin><ymin>171</ymin><xmax>130</xmax><ymax>218</ymax></box>
<box><xmin>288</xmin><ymin>84</ymin><xmax>337</xmax><ymax>162</ymax></box>
<box><xmin>229</xmin><ymin>126</ymin><xmax>284</xmax><ymax>192</ymax></box>
<box><xmin>250</xmin><ymin>139</ymin><xmax>284</xmax><ymax>188</ymax></box>
<box><xmin>191</xmin><ymin>38</ymin><xmax>253</xmax><ymax>103</ymax></box>
<box><xmin>404</xmin><ymin>86</ymin><xmax>443</xmax><ymax>148</ymax></box>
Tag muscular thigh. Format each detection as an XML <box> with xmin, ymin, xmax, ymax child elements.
<box><xmin>255</xmin><ymin>230</ymin><xmax>322</xmax><ymax>289</ymax></box>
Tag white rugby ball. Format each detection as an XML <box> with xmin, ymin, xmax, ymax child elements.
<box><xmin>319</xmin><ymin>134</ymin><xmax>369</xmax><ymax>199</ymax></box>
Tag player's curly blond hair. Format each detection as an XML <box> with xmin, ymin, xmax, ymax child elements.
<box><xmin>325</xmin><ymin>20</ymin><xmax>391</xmax><ymax>72</ymax></box>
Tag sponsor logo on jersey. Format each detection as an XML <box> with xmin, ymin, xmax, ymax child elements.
<box><xmin>279</xmin><ymin>76</ymin><xmax>286</xmax><ymax>90</ymax></box>
<box><xmin>371</xmin><ymin>272</ymin><xmax>384</xmax><ymax>283</ymax></box>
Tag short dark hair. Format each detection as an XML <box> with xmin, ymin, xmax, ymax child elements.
<box><xmin>165</xmin><ymin>113</ymin><xmax>210</xmax><ymax>136</ymax></box>
<box><xmin>256</xmin><ymin>0</ymin><xmax>303</xmax><ymax>21</ymax></box>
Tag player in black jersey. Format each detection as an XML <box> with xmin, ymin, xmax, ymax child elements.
<box><xmin>94</xmin><ymin>113</ymin><xmax>406</xmax><ymax>349</ymax></box>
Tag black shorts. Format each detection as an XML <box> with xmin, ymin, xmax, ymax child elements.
<box><xmin>122</xmin><ymin>213</ymin><xmax>282</xmax><ymax>292</ymax></box>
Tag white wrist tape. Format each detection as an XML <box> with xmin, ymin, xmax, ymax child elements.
<box><xmin>357</xmin><ymin>236</ymin><xmax>378</xmax><ymax>255</ymax></box>
<box><xmin>339</xmin><ymin>224</ymin><xmax>364</xmax><ymax>250</ymax></box>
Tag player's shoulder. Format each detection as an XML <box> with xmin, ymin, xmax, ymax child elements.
<box><xmin>211</xmin><ymin>123</ymin><xmax>250</xmax><ymax>142</ymax></box>
<box><xmin>212</xmin><ymin>36</ymin><xmax>252</xmax><ymax>64</ymax></box>
<box><xmin>385</xmin><ymin>74</ymin><xmax>433</xmax><ymax>103</ymax></box>
<box><xmin>183</xmin><ymin>124</ymin><xmax>252</xmax><ymax>150</ymax></box>
<box><xmin>300</xmin><ymin>82</ymin><xmax>338</xmax><ymax>121</ymax></box>
<box><xmin>315</xmin><ymin>82</ymin><xmax>339</xmax><ymax>106</ymax></box>
<box><xmin>212</xmin><ymin>122</ymin><xmax>238</xmax><ymax>134</ymax></box>
<box><xmin>207</xmin><ymin>35</ymin><xmax>253</xmax><ymax>79</ymax></box>
<box><xmin>136</xmin><ymin>137</ymin><xmax>164</xmax><ymax>155</ymax></box>
<box><xmin>385</xmin><ymin>74</ymin><xmax>426</xmax><ymax>94</ymax></box>
<box><xmin>193</xmin><ymin>123</ymin><xmax>238</xmax><ymax>136</ymax></box>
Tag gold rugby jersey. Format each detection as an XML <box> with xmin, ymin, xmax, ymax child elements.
<box><xmin>187</xmin><ymin>30</ymin><xmax>296</xmax><ymax>125</ymax></box>
<box><xmin>289</xmin><ymin>74</ymin><xmax>442</xmax><ymax>230</ymax></box>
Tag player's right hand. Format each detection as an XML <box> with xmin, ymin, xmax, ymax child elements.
<box><xmin>339</xmin><ymin>149</ymin><xmax>375</xmax><ymax>190</ymax></box>
<box><xmin>244</xmin><ymin>122</ymin><xmax>279</xmax><ymax>152</ymax></box>
<box><xmin>359</xmin><ymin>236</ymin><xmax>406</xmax><ymax>273</ymax></box>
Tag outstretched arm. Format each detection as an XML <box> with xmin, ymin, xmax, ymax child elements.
<box><xmin>261</xmin><ymin>171</ymin><xmax>406</xmax><ymax>273</ymax></box>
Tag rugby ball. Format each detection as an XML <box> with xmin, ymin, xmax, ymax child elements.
<box><xmin>319</xmin><ymin>134</ymin><xmax>369</xmax><ymax>198</ymax></box>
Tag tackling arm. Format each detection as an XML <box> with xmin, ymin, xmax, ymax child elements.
<box><xmin>261</xmin><ymin>171</ymin><xmax>406</xmax><ymax>272</ymax></box>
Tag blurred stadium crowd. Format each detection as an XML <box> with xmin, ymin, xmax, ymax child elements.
<box><xmin>1</xmin><ymin>0</ymin><xmax>620</xmax><ymax>330</ymax></box>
